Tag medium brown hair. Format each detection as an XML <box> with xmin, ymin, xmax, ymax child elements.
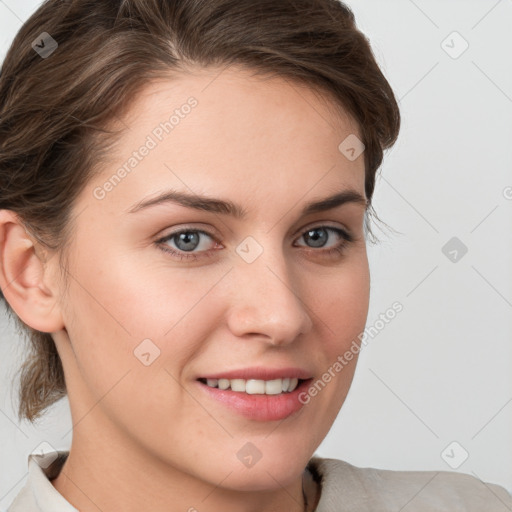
<box><xmin>0</xmin><ymin>0</ymin><xmax>400</xmax><ymax>423</ymax></box>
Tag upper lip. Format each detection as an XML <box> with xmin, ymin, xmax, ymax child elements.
<box><xmin>198</xmin><ymin>367</ymin><xmax>313</xmax><ymax>381</ymax></box>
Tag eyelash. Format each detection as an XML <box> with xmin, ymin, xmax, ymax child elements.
<box><xmin>155</xmin><ymin>225</ymin><xmax>354</xmax><ymax>262</ymax></box>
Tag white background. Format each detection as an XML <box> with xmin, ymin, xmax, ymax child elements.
<box><xmin>1</xmin><ymin>0</ymin><xmax>511</xmax><ymax>509</ymax></box>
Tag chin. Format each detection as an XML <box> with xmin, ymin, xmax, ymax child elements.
<box><xmin>213</xmin><ymin>447</ymin><xmax>312</xmax><ymax>492</ymax></box>
<box><xmin>222</xmin><ymin>466</ymin><xmax>305</xmax><ymax>492</ymax></box>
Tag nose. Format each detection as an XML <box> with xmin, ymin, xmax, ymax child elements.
<box><xmin>225</xmin><ymin>242</ymin><xmax>313</xmax><ymax>346</ymax></box>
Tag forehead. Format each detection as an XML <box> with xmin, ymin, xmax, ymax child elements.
<box><xmin>146</xmin><ymin>66</ymin><xmax>360</xmax><ymax>140</ymax></box>
<box><xmin>81</xmin><ymin>65</ymin><xmax>366</xmax><ymax>217</ymax></box>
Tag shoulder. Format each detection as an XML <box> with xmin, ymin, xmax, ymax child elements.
<box><xmin>308</xmin><ymin>456</ymin><xmax>512</xmax><ymax>512</ymax></box>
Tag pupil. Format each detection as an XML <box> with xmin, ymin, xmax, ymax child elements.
<box><xmin>177</xmin><ymin>232</ymin><xmax>199</xmax><ymax>251</ymax></box>
<box><xmin>306</xmin><ymin>228</ymin><xmax>327</xmax><ymax>248</ymax></box>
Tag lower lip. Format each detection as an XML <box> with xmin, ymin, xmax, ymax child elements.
<box><xmin>196</xmin><ymin>379</ymin><xmax>312</xmax><ymax>421</ymax></box>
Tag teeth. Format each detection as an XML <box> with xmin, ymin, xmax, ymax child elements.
<box><xmin>230</xmin><ymin>379</ymin><xmax>246</xmax><ymax>392</ymax></box>
<box><xmin>203</xmin><ymin>377</ymin><xmax>301</xmax><ymax>394</ymax></box>
<box><xmin>265</xmin><ymin>379</ymin><xmax>282</xmax><ymax>395</ymax></box>
<box><xmin>246</xmin><ymin>380</ymin><xmax>265</xmax><ymax>394</ymax></box>
<box><xmin>218</xmin><ymin>378</ymin><xmax>230</xmax><ymax>390</ymax></box>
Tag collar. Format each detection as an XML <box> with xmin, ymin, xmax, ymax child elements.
<box><xmin>26</xmin><ymin>450</ymin><xmax>77</xmax><ymax>511</ymax></box>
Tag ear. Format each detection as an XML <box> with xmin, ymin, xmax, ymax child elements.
<box><xmin>0</xmin><ymin>209</ymin><xmax>65</xmax><ymax>333</ymax></box>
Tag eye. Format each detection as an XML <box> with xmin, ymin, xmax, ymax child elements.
<box><xmin>294</xmin><ymin>225</ymin><xmax>354</xmax><ymax>258</ymax></box>
<box><xmin>156</xmin><ymin>228</ymin><xmax>218</xmax><ymax>261</ymax></box>
<box><xmin>155</xmin><ymin>225</ymin><xmax>354</xmax><ymax>261</ymax></box>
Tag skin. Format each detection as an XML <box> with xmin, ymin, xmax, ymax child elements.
<box><xmin>0</xmin><ymin>65</ymin><xmax>370</xmax><ymax>512</ymax></box>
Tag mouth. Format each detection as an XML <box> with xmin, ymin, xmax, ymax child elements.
<box><xmin>197</xmin><ymin>377</ymin><xmax>304</xmax><ymax>395</ymax></box>
<box><xmin>195</xmin><ymin>374</ymin><xmax>313</xmax><ymax>421</ymax></box>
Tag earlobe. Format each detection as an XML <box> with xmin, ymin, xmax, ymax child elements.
<box><xmin>0</xmin><ymin>209</ymin><xmax>64</xmax><ymax>333</ymax></box>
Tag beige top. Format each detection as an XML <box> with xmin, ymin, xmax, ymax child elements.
<box><xmin>6</xmin><ymin>450</ymin><xmax>512</xmax><ymax>511</ymax></box>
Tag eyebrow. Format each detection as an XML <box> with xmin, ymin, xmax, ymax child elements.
<box><xmin>126</xmin><ymin>188</ymin><xmax>368</xmax><ymax>218</ymax></box>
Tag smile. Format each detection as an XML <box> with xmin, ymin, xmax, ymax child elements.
<box><xmin>198</xmin><ymin>377</ymin><xmax>301</xmax><ymax>394</ymax></box>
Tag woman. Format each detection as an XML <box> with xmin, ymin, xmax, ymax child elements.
<box><xmin>0</xmin><ymin>0</ymin><xmax>510</xmax><ymax>511</ymax></box>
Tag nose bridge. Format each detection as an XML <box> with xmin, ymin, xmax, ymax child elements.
<box><xmin>226</xmin><ymin>235</ymin><xmax>313</xmax><ymax>343</ymax></box>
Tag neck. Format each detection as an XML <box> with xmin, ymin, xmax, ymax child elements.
<box><xmin>51</xmin><ymin>424</ymin><xmax>313</xmax><ymax>512</ymax></box>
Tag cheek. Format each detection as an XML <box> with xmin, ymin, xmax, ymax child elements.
<box><xmin>315</xmin><ymin>256</ymin><xmax>370</xmax><ymax>353</ymax></box>
<box><xmin>61</xmin><ymin>262</ymin><xmax>214</xmax><ymax>442</ymax></box>
<box><xmin>62</xmin><ymin>249</ymin><xmax>226</xmax><ymax>390</ymax></box>
<box><xmin>304</xmin><ymin>256</ymin><xmax>369</xmax><ymax>417</ymax></box>
<box><xmin>68</xmin><ymin>243</ymin><xmax>213</xmax><ymax>338</ymax></box>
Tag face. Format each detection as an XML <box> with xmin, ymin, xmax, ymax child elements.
<box><xmin>51</xmin><ymin>65</ymin><xmax>370</xmax><ymax>491</ymax></box>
